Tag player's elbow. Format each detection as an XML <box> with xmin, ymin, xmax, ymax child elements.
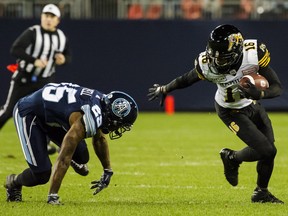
<box><xmin>261</xmin><ymin>145</ymin><xmax>277</xmax><ymax>160</ymax></box>
<box><xmin>264</xmin><ymin>83</ymin><xmax>283</xmax><ymax>98</ymax></box>
<box><xmin>272</xmin><ymin>83</ymin><xmax>283</xmax><ymax>97</ymax></box>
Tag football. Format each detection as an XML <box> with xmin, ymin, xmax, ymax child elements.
<box><xmin>239</xmin><ymin>73</ymin><xmax>269</xmax><ymax>90</ymax></box>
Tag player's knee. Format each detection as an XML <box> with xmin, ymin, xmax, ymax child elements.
<box><xmin>261</xmin><ymin>145</ymin><xmax>277</xmax><ymax>160</ymax></box>
<box><xmin>34</xmin><ymin>170</ymin><xmax>51</xmax><ymax>185</ymax></box>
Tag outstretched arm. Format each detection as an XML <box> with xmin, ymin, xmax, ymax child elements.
<box><xmin>165</xmin><ymin>68</ymin><xmax>201</xmax><ymax>92</ymax></box>
<box><xmin>148</xmin><ymin>68</ymin><xmax>201</xmax><ymax>105</ymax></box>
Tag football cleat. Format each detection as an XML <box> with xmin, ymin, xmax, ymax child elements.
<box><xmin>70</xmin><ymin>160</ymin><xmax>89</xmax><ymax>176</ymax></box>
<box><xmin>4</xmin><ymin>174</ymin><xmax>22</xmax><ymax>202</ymax></box>
<box><xmin>251</xmin><ymin>187</ymin><xmax>284</xmax><ymax>204</ymax></box>
<box><xmin>219</xmin><ymin>148</ymin><xmax>240</xmax><ymax>186</ymax></box>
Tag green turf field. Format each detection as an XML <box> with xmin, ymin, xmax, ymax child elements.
<box><xmin>0</xmin><ymin>112</ymin><xmax>288</xmax><ymax>216</ymax></box>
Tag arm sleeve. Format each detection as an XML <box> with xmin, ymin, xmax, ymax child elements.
<box><xmin>259</xmin><ymin>66</ymin><xmax>283</xmax><ymax>99</ymax></box>
<box><xmin>165</xmin><ymin>68</ymin><xmax>201</xmax><ymax>93</ymax></box>
<box><xmin>10</xmin><ymin>28</ymin><xmax>36</xmax><ymax>63</ymax></box>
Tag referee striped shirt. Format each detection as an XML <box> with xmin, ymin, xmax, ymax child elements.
<box><xmin>11</xmin><ymin>25</ymin><xmax>70</xmax><ymax>78</ymax></box>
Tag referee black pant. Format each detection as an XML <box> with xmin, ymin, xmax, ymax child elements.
<box><xmin>0</xmin><ymin>71</ymin><xmax>55</xmax><ymax>130</ymax></box>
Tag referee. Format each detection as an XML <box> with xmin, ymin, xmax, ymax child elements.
<box><xmin>0</xmin><ymin>4</ymin><xmax>71</xmax><ymax>133</ymax></box>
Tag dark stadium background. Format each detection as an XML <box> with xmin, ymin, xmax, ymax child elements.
<box><xmin>0</xmin><ymin>20</ymin><xmax>287</xmax><ymax>111</ymax></box>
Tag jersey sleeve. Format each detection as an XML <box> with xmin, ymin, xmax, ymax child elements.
<box><xmin>165</xmin><ymin>68</ymin><xmax>201</xmax><ymax>92</ymax></box>
<box><xmin>81</xmin><ymin>104</ymin><xmax>97</xmax><ymax>137</ymax></box>
<box><xmin>257</xmin><ymin>42</ymin><xmax>270</xmax><ymax>68</ymax></box>
<box><xmin>57</xmin><ymin>29</ymin><xmax>71</xmax><ymax>64</ymax></box>
<box><xmin>10</xmin><ymin>27</ymin><xmax>36</xmax><ymax>63</ymax></box>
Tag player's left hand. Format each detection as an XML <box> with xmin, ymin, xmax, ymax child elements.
<box><xmin>91</xmin><ymin>169</ymin><xmax>113</xmax><ymax>195</ymax></box>
<box><xmin>147</xmin><ymin>84</ymin><xmax>167</xmax><ymax>106</ymax></box>
<box><xmin>238</xmin><ymin>80</ymin><xmax>262</xmax><ymax>100</ymax></box>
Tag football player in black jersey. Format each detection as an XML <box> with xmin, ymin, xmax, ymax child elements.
<box><xmin>148</xmin><ymin>24</ymin><xmax>283</xmax><ymax>203</ymax></box>
<box><xmin>4</xmin><ymin>83</ymin><xmax>138</xmax><ymax>204</ymax></box>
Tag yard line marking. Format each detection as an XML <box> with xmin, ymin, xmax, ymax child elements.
<box><xmin>113</xmin><ymin>184</ymin><xmax>248</xmax><ymax>190</ymax></box>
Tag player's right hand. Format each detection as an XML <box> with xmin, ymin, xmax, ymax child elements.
<box><xmin>238</xmin><ymin>80</ymin><xmax>262</xmax><ymax>100</ymax></box>
<box><xmin>91</xmin><ymin>169</ymin><xmax>113</xmax><ymax>195</ymax></box>
<box><xmin>147</xmin><ymin>84</ymin><xmax>167</xmax><ymax>106</ymax></box>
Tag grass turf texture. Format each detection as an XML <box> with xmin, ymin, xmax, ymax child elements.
<box><xmin>0</xmin><ymin>112</ymin><xmax>288</xmax><ymax>216</ymax></box>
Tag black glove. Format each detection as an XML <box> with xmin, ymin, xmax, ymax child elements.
<box><xmin>147</xmin><ymin>84</ymin><xmax>167</xmax><ymax>106</ymax></box>
<box><xmin>47</xmin><ymin>193</ymin><xmax>61</xmax><ymax>205</ymax></box>
<box><xmin>238</xmin><ymin>80</ymin><xmax>263</xmax><ymax>100</ymax></box>
<box><xmin>91</xmin><ymin>169</ymin><xmax>113</xmax><ymax>195</ymax></box>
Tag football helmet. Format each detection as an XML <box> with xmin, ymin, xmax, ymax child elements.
<box><xmin>206</xmin><ymin>24</ymin><xmax>244</xmax><ymax>74</ymax></box>
<box><xmin>102</xmin><ymin>91</ymin><xmax>138</xmax><ymax>140</ymax></box>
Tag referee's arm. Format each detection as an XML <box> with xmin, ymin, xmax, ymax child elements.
<box><xmin>60</xmin><ymin>38</ymin><xmax>72</xmax><ymax>65</ymax></box>
<box><xmin>10</xmin><ymin>29</ymin><xmax>36</xmax><ymax>64</ymax></box>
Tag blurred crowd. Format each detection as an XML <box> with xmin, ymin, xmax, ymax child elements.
<box><xmin>0</xmin><ymin>0</ymin><xmax>288</xmax><ymax>20</ymax></box>
<box><xmin>125</xmin><ymin>0</ymin><xmax>288</xmax><ymax>20</ymax></box>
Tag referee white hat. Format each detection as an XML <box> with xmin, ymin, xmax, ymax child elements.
<box><xmin>42</xmin><ymin>4</ymin><xmax>61</xmax><ymax>18</ymax></box>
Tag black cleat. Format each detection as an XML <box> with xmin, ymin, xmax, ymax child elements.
<box><xmin>71</xmin><ymin>160</ymin><xmax>89</xmax><ymax>176</ymax></box>
<box><xmin>4</xmin><ymin>174</ymin><xmax>22</xmax><ymax>202</ymax></box>
<box><xmin>251</xmin><ymin>187</ymin><xmax>284</xmax><ymax>204</ymax></box>
<box><xmin>220</xmin><ymin>148</ymin><xmax>240</xmax><ymax>186</ymax></box>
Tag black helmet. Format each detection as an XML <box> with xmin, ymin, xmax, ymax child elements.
<box><xmin>102</xmin><ymin>91</ymin><xmax>138</xmax><ymax>140</ymax></box>
<box><xmin>206</xmin><ymin>24</ymin><xmax>244</xmax><ymax>74</ymax></box>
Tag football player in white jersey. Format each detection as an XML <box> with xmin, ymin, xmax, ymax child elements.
<box><xmin>148</xmin><ymin>24</ymin><xmax>283</xmax><ymax>203</ymax></box>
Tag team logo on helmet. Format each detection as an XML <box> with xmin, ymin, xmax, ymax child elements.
<box><xmin>227</xmin><ymin>33</ymin><xmax>243</xmax><ymax>52</ymax></box>
<box><xmin>111</xmin><ymin>98</ymin><xmax>131</xmax><ymax>118</ymax></box>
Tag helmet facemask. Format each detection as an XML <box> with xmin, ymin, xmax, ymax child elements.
<box><xmin>206</xmin><ymin>48</ymin><xmax>242</xmax><ymax>74</ymax></box>
<box><xmin>206</xmin><ymin>25</ymin><xmax>244</xmax><ymax>74</ymax></box>
<box><xmin>108</xmin><ymin>123</ymin><xmax>132</xmax><ymax>140</ymax></box>
<box><xmin>101</xmin><ymin>91</ymin><xmax>138</xmax><ymax>140</ymax></box>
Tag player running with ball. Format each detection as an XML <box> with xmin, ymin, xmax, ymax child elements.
<box><xmin>148</xmin><ymin>24</ymin><xmax>283</xmax><ymax>203</ymax></box>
